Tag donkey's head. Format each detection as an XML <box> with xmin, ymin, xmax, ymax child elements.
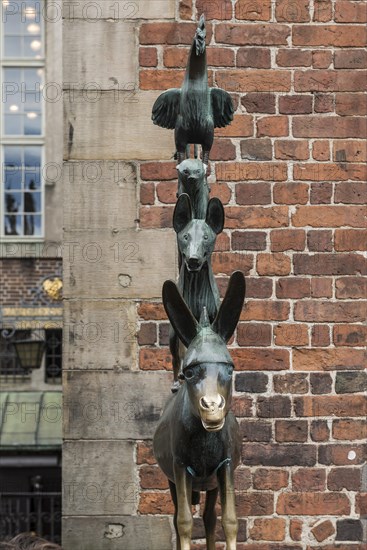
<box><xmin>163</xmin><ymin>271</ymin><xmax>245</xmax><ymax>431</ymax></box>
<box><xmin>195</xmin><ymin>14</ymin><xmax>206</xmax><ymax>56</ymax></box>
<box><xmin>173</xmin><ymin>193</ymin><xmax>224</xmax><ymax>273</ymax></box>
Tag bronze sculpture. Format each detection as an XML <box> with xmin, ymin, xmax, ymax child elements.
<box><xmin>177</xmin><ymin>159</ymin><xmax>210</xmax><ymax>219</ymax></box>
<box><xmin>154</xmin><ymin>272</ymin><xmax>245</xmax><ymax>550</ymax></box>
<box><xmin>151</xmin><ymin>15</ymin><xmax>234</xmax><ymax>170</ymax></box>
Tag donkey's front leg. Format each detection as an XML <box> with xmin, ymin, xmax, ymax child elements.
<box><xmin>217</xmin><ymin>463</ymin><xmax>238</xmax><ymax>550</ymax></box>
<box><xmin>173</xmin><ymin>463</ymin><xmax>193</xmax><ymax>550</ymax></box>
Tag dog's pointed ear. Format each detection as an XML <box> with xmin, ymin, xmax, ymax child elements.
<box><xmin>173</xmin><ymin>193</ymin><xmax>192</xmax><ymax>234</ymax></box>
<box><xmin>162</xmin><ymin>280</ymin><xmax>198</xmax><ymax>347</ymax></box>
<box><xmin>212</xmin><ymin>271</ymin><xmax>245</xmax><ymax>343</ymax></box>
<box><xmin>206</xmin><ymin>197</ymin><xmax>224</xmax><ymax>235</ymax></box>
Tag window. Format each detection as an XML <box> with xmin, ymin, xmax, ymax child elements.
<box><xmin>44</xmin><ymin>329</ymin><xmax>62</xmax><ymax>384</ymax></box>
<box><xmin>1</xmin><ymin>0</ymin><xmax>45</xmax><ymax>239</ymax></box>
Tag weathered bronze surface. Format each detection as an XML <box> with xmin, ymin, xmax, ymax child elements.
<box><xmin>154</xmin><ymin>272</ymin><xmax>246</xmax><ymax>550</ymax></box>
<box><xmin>151</xmin><ymin>15</ymin><xmax>234</xmax><ymax>169</ymax></box>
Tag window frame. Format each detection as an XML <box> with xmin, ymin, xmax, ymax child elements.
<box><xmin>1</xmin><ymin>0</ymin><xmax>46</xmax><ymax>242</ymax></box>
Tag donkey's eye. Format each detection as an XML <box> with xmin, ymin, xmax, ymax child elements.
<box><xmin>185</xmin><ymin>369</ymin><xmax>194</xmax><ymax>379</ymax></box>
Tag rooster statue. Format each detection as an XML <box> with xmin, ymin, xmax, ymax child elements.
<box><xmin>151</xmin><ymin>15</ymin><xmax>234</xmax><ymax>172</ymax></box>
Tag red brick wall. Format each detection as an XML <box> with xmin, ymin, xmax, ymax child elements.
<box><xmin>137</xmin><ymin>1</ymin><xmax>366</xmax><ymax>546</ymax></box>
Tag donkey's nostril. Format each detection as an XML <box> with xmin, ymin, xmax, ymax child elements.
<box><xmin>200</xmin><ymin>397</ymin><xmax>210</xmax><ymax>410</ymax></box>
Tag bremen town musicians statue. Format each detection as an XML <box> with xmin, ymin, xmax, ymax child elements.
<box><xmin>151</xmin><ymin>16</ymin><xmax>246</xmax><ymax>550</ymax></box>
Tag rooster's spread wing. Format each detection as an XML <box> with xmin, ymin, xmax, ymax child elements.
<box><xmin>152</xmin><ymin>89</ymin><xmax>181</xmax><ymax>129</ymax></box>
<box><xmin>210</xmin><ymin>88</ymin><xmax>234</xmax><ymax>128</ymax></box>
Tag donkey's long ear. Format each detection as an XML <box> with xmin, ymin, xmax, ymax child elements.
<box><xmin>173</xmin><ymin>193</ymin><xmax>192</xmax><ymax>234</ymax></box>
<box><xmin>212</xmin><ymin>271</ymin><xmax>245</xmax><ymax>343</ymax></box>
<box><xmin>162</xmin><ymin>280</ymin><xmax>198</xmax><ymax>347</ymax></box>
<box><xmin>206</xmin><ymin>197</ymin><xmax>224</xmax><ymax>235</ymax></box>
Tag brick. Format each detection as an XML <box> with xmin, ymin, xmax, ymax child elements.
<box><xmin>292</xmin><ymin>468</ymin><xmax>326</xmax><ymax>491</ymax></box>
<box><xmin>336</xmin><ymin>93</ymin><xmax>367</xmax><ymax>115</ymax></box>
<box><xmin>138</xmin><ymin>492</ymin><xmax>174</xmax><ymax>514</ymax></box>
<box><xmin>243</xmin><ymin>444</ymin><xmax>316</xmax><ymax>467</ymax></box>
<box><xmin>333</xmin><ymin>419</ymin><xmax>367</xmax><ymax>440</ymax></box>
<box><xmin>276</xmin><ymin>0</ymin><xmax>310</xmax><ymax>22</ymax></box>
<box><xmin>311</xmin><ymin>325</ymin><xmax>330</xmax><ymax>347</ymax></box>
<box><xmin>245</xmin><ymin>278</ymin><xmax>273</xmax><ymax>298</ymax></box>
<box><xmin>141</xmin><ymin>162</ymin><xmax>176</xmax><ymax>181</ymax></box>
<box><xmin>239</xmin><ymin>300</ymin><xmax>290</xmax><ymax>321</ymax></box>
<box><xmin>139</xmin><ymin>206</ymin><xmax>174</xmax><ymax>228</ymax></box>
<box><xmin>140</xmin><ymin>69</ymin><xmax>185</xmax><ymax>90</ymax></box>
<box><xmin>242</xmin><ymin>92</ymin><xmax>276</xmax><ymax>113</ymax></box>
<box><xmin>277</xmin><ymin>492</ymin><xmax>350</xmax><ymax>516</ymax></box>
<box><xmin>253</xmin><ymin>469</ymin><xmax>289</xmax><ymax>490</ymax></box>
<box><xmin>212</xmin><ymin>252</ymin><xmax>253</xmax><ymax>275</ymax></box>
<box><xmin>356</xmin><ymin>493</ymin><xmax>367</xmax><ymax>516</ymax></box>
<box><xmin>274</xmin><ymin>324</ymin><xmax>309</xmax><ymax>346</ymax></box>
<box><xmin>293</xmin><ymin>348</ymin><xmax>367</xmax><ymax>370</ymax></box>
<box><xmin>237</xmin><ymin>324</ymin><xmax>272</xmax><ymax>347</ymax></box>
<box><xmin>156</xmin><ymin>182</ymin><xmax>176</xmax><ymax>204</ymax></box>
<box><xmin>333</xmin><ymin>140</ymin><xmax>367</xmax><ymax>163</ymax></box>
<box><xmin>293</xmin><ymin>25</ymin><xmax>367</xmax><ymax>47</ymax></box>
<box><xmin>311</xmin><ymin>420</ymin><xmax>330</xmax><ymax>442</ymax></box>
<box><xmin>336</xmin><ymin>519</ymin><xmax>363</xmax><ymax>542</ymax></box>
<box><xmin>301</xmin><ymin>162</ymin><xmax>366</xmax><ymax>182</ymax></box>
<box><xmin>138</xmin><ymin>302</ymin><xmax>165</xmax><ymax>321</ymax></box>
<box><xmin>215</xmin><ymin>233</ymin><xmax>230</xmax><ymax>253</ymax></box>
<box><xmin>241</xmin><ymin>138</ymin><xmax>272</xmax><ymax>161</ymax></box>
<box><xmin>217</xmin><ymin>70</ymin><xmax>291</xmax><ymax>93</ymax></box>
<box><xmin>335</xmin><ymin>49</ymin><xmax>367</xmax><ymax>69</ymax></box>
<box><xmin>312</xmin><ymin>141</ymin><xmax>330</xmax><ymax>161</ymax></box>
<box><xmin>313</xmin><ymin>0</ymin><xmax>332</xmax><ymax>21</ymax></box>
<box><xmin>335</xmin><ymin>1</ymin><xmax>367</xmax><ymax>23</ymax></box>
<box><xmin>210</xmin><ymin>183</ymin><xmax>232</xmax><ymax>205</ymax></box>
<box><xmin>140</xmin><ymin>183</ymin><xmax>154</xmax><ymax>205</ymax></box>
<box><xmin>237</xmin><ymin>48</ymin><xmax>271</xmax><ymax>68</ymax></box>
<box><xmin>139</xmin><ymin>465</ymin><xmax>169</xmax><ymax>489</ymax></box>
<box><xmin>138</xmin><ymin>323</ymin><xmax>157</xmax><ymax>346</ymax></box>
<box><xmin>196</xmin><ymin>0</ymin><xmax>232</xmax><ymax>19</ymax></box>
<box><xmin>232</xmin><ymin>231</ymin><xmax>267</xmax><ymax>251</ymax></box>
<box><xmin>240</xmin><ymin>420</ymin><xmax>272</xmax><ymax>442</ymax></box>
<box><xmin>279</xmin><ymin>96</ymin><xmax>312</xmax><ymax>115</ymax></box>
<box><xmin>273</xmin><ymin>373</ymin><xmax>308</xmax><ymax>394</ymax></box>
<box><xmin>310</xmin><ymin>182</ymin><xmax>332</xmax><ymax>204</ymax></box>
<box><xmin>257</xmin><ymin>253</ymin><xmax>291</xmax><ymax>276</ymax></box>
<box><xmin>231</xmin><ymin>396</ymin><xmax>253</xmax><ymax>417</ymax></box>
<box><xmin>275</xmin><ymin>140</ymin><xmax>309</xmax><ymax>160</ymax></box>
<box><xmin>312</xmin><ymin>520</ymin><xmax>335</xmax><ymax>543</ymax></box>
<box><xmin>293</xmin><ymin>117</ymin><xmax>366</xmax><ymax>138</ymax></box>
<box><xmin>216</xmin><ymin>23</ymin><xmax>290</xmax><ymax>46</ymax></box>
<box><xmin>273</xmin><ymin>182</ymin><xmax>308</xmax><ymax>204</ymax></box>
<box><xmin>224</xmin><ymin>206</ymin><xmax>289</xmax><ymax>229</ymax></box>
<box><xmin>257</xmin><ymin>116</ymin><xmax>289</xmax><ymax>137</ymax></box>
<box><xmin>250</xmin><ymin>518</ymin><xmax>286</xmax><ymax>541</ymax></box>
<box><xmin>139</xmin><ymin>47</ymin><xmax>158</xmax><ymax>67</ymax></box>
<box><xmin>139</xmin><ymin>348</ymin><xmax>172</xmax><ymax>371</ymax></box>
<box><xmin>179</xmin><ymin>0</ymin><xmax>192</xmax><ymax>19</ymax></box>
<box><xmin>276</xmin><ymin>49</ymin><xmax>312</xmax><ymax>67</ymax></box>
<box><xmin>328</xmin><ymin>468</ymin><xmax>361</xmax><ymax>491</ymax></box>
<box><xmin>137</xmin><ymin>441</ymin><xmax>156</xmax><ymax>465</ymax></box>
<box><xmin>335</xmin><ymin>371</ymin><xmax>367</xmax><ymax>393</ymax></box>
<box><xmin>336</xmin><ymin>277</ymin><xmax>367</xmax><ymax>299</ymax></box>
<box><xmin>310</xmin><ymin>373</ymin><xmax>332</xmax><ymax>394</ymax></box>
<box><xmin>231</xmin><ymin>348</ymin><xmax>290</xmax><ymax>370</ymax></box>
<box><xmin>293</xmin><ymin>206</ymin><xmax>366</xmax><ymax>228</ymax></box>
<box><xmin>159</xmin><ymin>323</ymin><xmax>169</xmax><ymax>346</ymax></box>
<box><xmin>335</xmin><ymin>182</ymin><xmax>367</xmax><ymax>204</ymax></box>
<box><xmin>235</xmin><ymin>372</ymin><xmax>269</xmax><ymax>392</ymax></box>
<box><xmin>235</xmin><ymin>0</ymin><xmax>271</xmax><ymax>21</ymax></box>
<box><xmin>140</xmin><ymin>22</ymin><xmax>212</xmax><ymax>45</ymax></box>
<box><xmin>207</xmin><ymin>47</ymin><xmax>236</xmax><ymax>67</ymax></box>
<box><xmin>312</xmin><ymin>50</ymin><xmax>332</xmax><ymax>69</ymax></box>
<box><xmin>276</xmin><ymin>278</ymin><xmax>310</xmax><ymax>299</ymax></box>
<box><xmin>257</xmin><ymin>396</ymin><xmax>291</xmax><ymax>418</ymax></box>
<box><xmin>310</xmin><ymin>278</ymin><xmax>333</xmax><ymax>298</ymax></box>
<box><xmin>307</xmin><ymin>230</ymin><xmax>332</xmax><ymax>252</ymax></box>
<box><xmin>234</xmin><ymin>468</ymin><xmax>252</xmax><ymax>492</ymax></box>
<box><xmin>334</xmin><ymin>325</ymin><xmax>367</xmax><ymax>347</ymax></box>
<box><xmin>236</xmin><ymin>182</ymin><xmax>271</xmax><ymax>205</ymax></box>
<box><xmin>294</xmin><ymin>254</ymin><xmax>366</xmax><ymax>276</ymax></box>
<box><xmin>290</xmin><ymin>519</ymin><xmax>303</xmax><ymax>541</ymax></box>
<box><xmin>271</xmin><ymin>229</ymin><xmax>305</xmax><ymax>252</ymax></box>
<box><xmin>211</xmin><ymin>139</ymin><xmax>237</xmax><ymax>161</ymax></box>
<box><xmin>314</xmin><ymin>94</ymin><xmax>334</xmax><ymax>113</ymax></box>
<box><xmin>276</xmin><ymin>420</ymin><xmax>308</xmax><ymax>443</ymax></box>
<box><xmin>319</xmin><ymin>444</ymin><xmax>367</xmax><ymax>466</ymax></box>
<box><xmin>236</xmin><ymin>493</ymin><xmax>274</xmax><ymax>516</ymax></box>
<box><xmin>215</xmin><ymin>114</ymin><xmax>253</xmax><ymax>137</ymax></box>
<box><xmin>295</xmin><ymin>395</ymin><xmax>367</xmax><ymax>417</ymax></box>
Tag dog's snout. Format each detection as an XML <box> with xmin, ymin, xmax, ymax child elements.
<box><xmin>187</xmin><ymin>257</ymin><xmax>201</xmax><ymax>271</ymax></box>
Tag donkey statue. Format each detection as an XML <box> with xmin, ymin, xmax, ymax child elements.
<box><xmin>154</xmin><ymin>271</ymin><xmax>246</xmax><ymax>550</ymax></box>
<box><xmin>170</xmin><ymin>192</ymin><xmax>224</xmax><ymax>390</ymax></box>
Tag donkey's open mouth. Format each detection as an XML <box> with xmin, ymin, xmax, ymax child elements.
<box><xmin>202</xmin><ymin>418</ymin><xmax>225</xmax><ymax>432</ymax></box>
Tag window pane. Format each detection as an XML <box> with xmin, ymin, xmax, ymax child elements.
<box><xmin>4</xmin><ymin>214</ymin><xmax>22</xmax><ymax>236</ymax></box>
<box><xmin>5</xmin><ymin>168</ymin><xmax>22</xmax><ymax>190</ymax></box>
<box><xmin>25</xmin><ymin>168</ymin><xmax>41</xmax><ymax>189</ymax></box>
<box><xmin>4</xmin><ymin>146</ymin><xmax>22</xmax><ymax>167</ymax></box>
<box><xmin>4</xmin><ymin>36</ymin><xmax>22</xmax><ymax>57</ymax></box>
<box><xmin>5</xmin><ymin>192</ymin><xmax>23</xmax><ymax>212</ymax></box>
<box><xmin>2</xmin><ymin>0</ymin><xmax>43</xmax><ymax>59</ymax></box>
<box><xmin>4</xmin><ymin>114</ymin><xmax>22</xmax><ymax>134</ymax></box>
<box><xmin>24</xmin><ymin>214</ymin><xmax>41</xmax><ymax>236</ymax></box>
<box><xmin>3</xmin><ymin>68</ymin><xmax>43</xmax><ymax>136</ymax></box>
<box><xmin>24</xmin><ymin>190</ymin><xmax>41</xmax><ymax>212</ymax></box>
